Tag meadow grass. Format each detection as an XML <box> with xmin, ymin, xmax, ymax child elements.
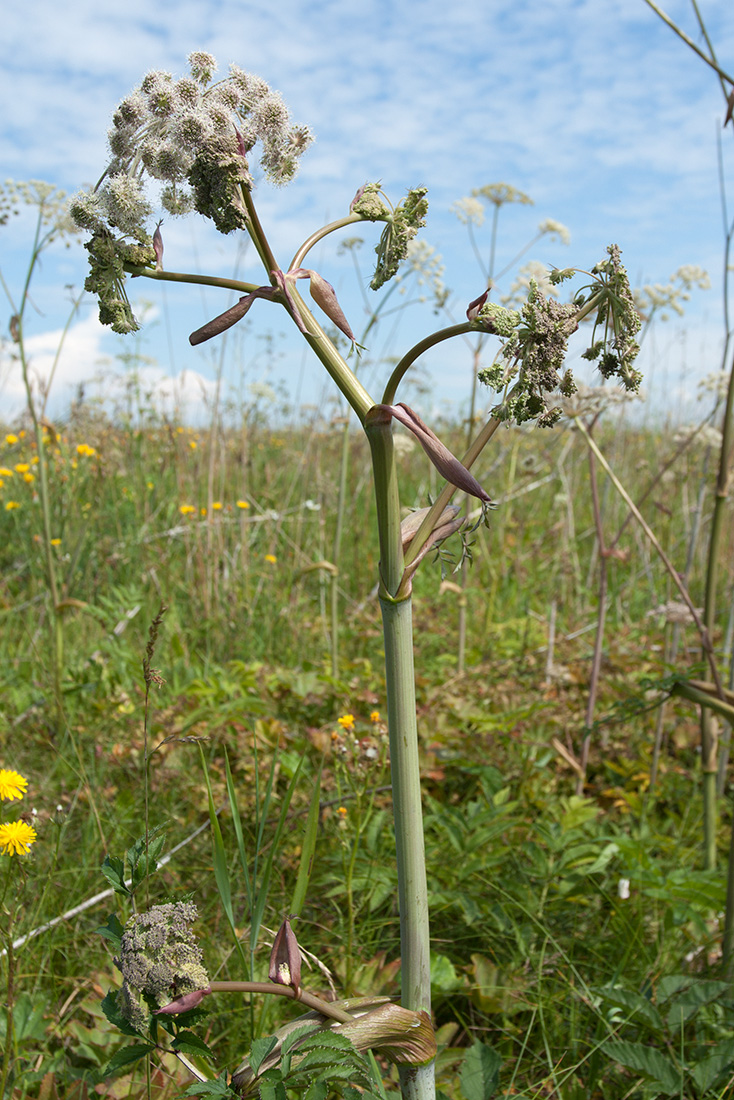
<box><xmin>2</xmin><ymin>399</ymin><xmax>734</xmax><ymax>1098</ymax></box>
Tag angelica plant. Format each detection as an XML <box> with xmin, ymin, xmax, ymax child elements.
<box><xmin>73</xmin><ymin>51</ymin><xmax>642</xmax><ymax>1100</ymax></box>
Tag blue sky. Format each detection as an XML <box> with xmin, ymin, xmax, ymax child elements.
<box><xmin>1</xmin><ymin>0</ymin><xmax>732</xmax><ymax>425</ymax></box>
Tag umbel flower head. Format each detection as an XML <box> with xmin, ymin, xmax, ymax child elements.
<box><xmin>114</xmin><ymin>901</ymin><xmax>210</xmax><ymax>1028</ymax></box>
<box><xmin>70</xmin><ymin>51</ymin><xmax>313</xmax><ymax>334</ymax></box>
<box><xmin>474</xmin><ymin>245</ymin><xmax>642</xmax><ymax>427</ymax></box>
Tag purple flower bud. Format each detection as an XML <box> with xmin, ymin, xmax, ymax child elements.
<box><xmin>153</xmin><ymin>221</ymin><xmax>164</xmax><ymax>271</ymax></box>
<box><xmin>189</xmin><ymin>286</ymin><xmax>276</xmax><ymax>345</ymax></box>
<box><xmin>466</xmin><ymin>290</ymin><xmax>488</xmax><ymax>321</ymax></box>
<box><xmin>289</xmin><ymin>268</ymin><xmax>355</xmax><ymax>342</ymax></box>
<box><xmin>269</xmin><ymin>917</ymin><xmax>301</xmax><ymax>995</ymax></box>
<box><xmin>349</xmin><ymin>184</ymin><xmax>368</xmax><ymax>213</ymax></box>
<box><xmin>155</xmin><ymin>986</ymin><xmax>211</xmax><ymax>1014</ymax></box>
<box><xmin>234</xmin><ymin>127</ymin><xmax>250</xmax><ymax>160</ymax></box>
<box><xmin>369</xmin><ymin>403</ymin><xmax>492</xmax><ymax>503</ymax></box>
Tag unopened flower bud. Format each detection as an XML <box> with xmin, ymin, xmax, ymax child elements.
<box><xmin>269</xmin><ymin>917</ymin><xmax>301</xmax><ymax>995</ymax></box>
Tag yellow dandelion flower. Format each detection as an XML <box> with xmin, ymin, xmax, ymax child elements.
<box><xmin>0</xmin><ymin>467</ymin><xmax>13</xmax><ymax>477</ymax></box>
<box><xmin>212</xmin><ymin>501</ymin><xmax>222</xmax><ymax>511</ymax></box>
<box><xmin>200</xmin><ymin>507</ymin><xmax>207</xmax><ymax>516</ymax></box>
<box><xmin>76</xmin><ymin>444</ymin><xmax>96</xmax><ymax>457</ymax></box>
<box><xmin>338</xmin><ymin>714</ymin><xmax>355</xmax><ymax>731</ymax></box>
<box><xmin>5</xmin><ymin>434</ymin><xmax>18</xmax><ymax>445</ymax></box>
<box><xmin>176</xmin><ymin>426</ymin><xmax>184</xmax><ymax>434</ymax></box>
<box><xmin>50</xmin><ymin>538</ymin><xmax>61</xmax><ymax>546</ymax></box>
<box><xmin>19</xmin><ymin>430</ymin><xmax>26</xmax><ymax>439</ymax></box>
<box><xmin>370</xmin><ymin>710</ymin><xmax>381</xmax><ymax>723</ymax></box>
<box><xmin>179</xmin><ymin>504</ymin><xmax>196</xmax><ymax>515</ymax></box>
<box><xmin>337</xmin><ymin>806</ymin><xmax>348</xmax><ymax>817</ymax></box>
<box><xmin>14</xmin><ymin>463</ymin><xmax>30</xmax><ymax>474</ymax></box>
<box><xmin>5</xmin><ymin>501</ymin><xmax>20</xmax><ymax>511</ymax></box>
<box><xmin>236</xmin><ymin>500</ymin><xmax>250</xmax><ymax>509</ymax></box>
<box><xmin>0</xmin><ymin>821</ymin><xmax>37</xmax><ymax>856</ymax></box>
<box><xmin>189</xmin><ymin>441</ymin><xmax>197</xmax><ymax>450</ymax></box>
<box><xmin>23</xmin><ymin>472</ymin><xmax>34</xmax><ymax>483</ymax></box>
<box><xmin>0</xmin><ymin>769</ymin><xmax>28</xmax><ymax>801</ymax></box>
<box><xmin>264</xmin><ymin>553</ymin><xmax>277</xmax><ymax>564</ymax></box>
<box><xmin>31</xmin><ymin>456</ymin><xmax>39</xmax><ymax>464</ymax></box>
<box><xmin>146</xmin><ymin>481</ymin><xmax>154</xmax><ymax>490</ymax></box>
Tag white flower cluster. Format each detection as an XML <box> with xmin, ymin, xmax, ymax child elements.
<box><xmin>561</xmin><ymin>382</ymin><xmax>643</xmax><ymax>419</ymax></box>
<box><xmin>537</xmin><ymin>218</ymin><xmax>571</xmax><ymax>246</ymax></box>
<box><xmin>394</xmin><ymin>239</ymin><xmax>447</xmax><ymax>307</ymax></box>
<box><xmin>672</xmin><ymin>423</ymin><xmax>723</xmax><ymax>450</ymax></box>
<box><xmin>635</xmin><ymin>265</ymin><xmax>710</xmax><ymax>322</ymax></box>
<box><xmin>451</xmin><ymin>196</ymin><xmax>485</xmax><ymax>227</ymax></box>
<box><xmin>698</xmin><ymin>371</ymin><xmax>729</xmax><ymax>400</ymax></box>
<box><xmin>70</xmin><ymin>51</ymin><xmax>313</xmax><ymax>242</ymax></box>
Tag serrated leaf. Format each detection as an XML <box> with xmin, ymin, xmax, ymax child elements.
<box><xmin>666</xmin><ymin>979</ymin><xmax>729</xmax><ymax>1027</ymax></box>
<box><xmin>100</xmin><ymin>989</ymin><xmax>147</xmax><ymax>1038</ymax></box>
<box><xmin>257</xmin><ymin>1069</ymin><xmax>287</xmax><ymax>1100</ymax></box>
<box><xmin>604</xmin><ymin>1040</ymin><xmax>680</xmax><ymax>1094</ymax></box>
<box><xmin>282</xmin><ymin>1027</ymin><xmax>350</xmax><ymax>1058</ymax></box>
<box><xmin>600</xmin><ymin>987</ymin><xmax>663</xmax><ymax>1031</ymax></box>
<box><xmin>249</xmin><ymin>1036</ymin><xmax>280</xmax><ymax>1076</ymax></box>
<box><xmin>127</xmin><ymin>828</ymin><xmax>166</xmax><ymax>890</ymax></box>
<box><xmin>181</xmin><ymin>1070</ymin><xmax>236</xmax><ymax>1098</ymax></box>
<box><xmin>655</xmin><ymin>975</ymin><xmax>694</xmax><ymax>1005</ymax></box>
<box><xmin>96</xmin><ymin>912</ymin><xmax>125</xmax><ymax>949</ymax></box>
<box><xmin>690</xmin><ymin>1039</ymin><xmax>734</xmax><ymax>1091</ymax></box>
<box><xmin>104</xmin><ymin>1043</ymin><xmax>155</xmax><ymax>1074</ymax></box>
<box><xmin>460</xmin><ymin>1041</ymin><xmax>501</xmax><ymax>1100</ymax></box>
<box><xmin>304</xmin><ymin>1080</ymin><xmax>328</xmax><ymax>1100</ymax></box>
<box><xmin>100</xmin><ymin>855</ymin><xmax>129</xmax><ymax>896</ymax></box>
<box><xmin>172</xmin><ymin>1030</ymin><xmax>215</xmax><ymax>1058</ymax></box>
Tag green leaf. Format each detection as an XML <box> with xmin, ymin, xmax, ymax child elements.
<box><xmin>0</xmin><ymin>993</ymin><xmax>47</xmax><ymax>1045</ymax></box>
<box><xmin>304</xmin><ymin>1080</ymin><xmax>328</xmax><ymax>1100</ymax></box>
<box><xmin>172</xmin><ymin>1030</ymin><xmax>215</xmax><ymax>1058</ymax></box>
<box><xmin>604</xmin><ymin>1040</ymin><xmax>680</xmax><ymax>1094</ymax></box>
<box><xmin>431</xmin><ymin>953</ymin><xmax>462</xmax><ymax>993</ymax></box>
<box><xmin>248</xmin><ymin>1035</ymin><xmax>280</xmax><ymax>1075</ymax></box>
<box><xmin>127</xmin><ymin>827</ymin><xmax>166</xmax><ymax>891</ymax></box>
<box><xmin>100</xmin><ymin>989</ymin><xmax>147</xmax><ymax>1039</ymax></box>
<box><xmin>600</xmin><ymin>986</ymin><xmax>663</xmax><ymax>1031</ymax></box>
<box><xmin>96</xmin><ymin>912</ymin><xmax>125</xmax><ymax>949</ymax></box>
<box><xmin>224</xmin><ymin>748</ymin><xmax>253</xmax><ymax>913</ymax></box>
<box><xmin>258</xmin><ymin>1068</ymin><xmax>287</xmax><ymax>1100</ymax></box>
<box><xmin>690</xmin><ymin>1039</ymin><xmax>734</xmax><ymax>1092</ymax></box>
<box><xmin>655</xmin><ymin>975</ymin><xmax>691</xmax><ymax>1005</ymax></box>
<box><xmin>665</xmin><ymin>980</ymin><xmax>729</xmax><ymax>1027</ymax></box>
<box><xmin>290</xmin><ymin>756</ymin><xmax>323</xmax><ymax>918</ymax></box>
<box><xmin>181</xmin><ymin>1070</ymin><xmax>237</xmax><ymax>1098</ymax></box>
<box><xmin>100</xmin><ymin>854</ymin><xmax>129</xmax><ymax>896</ymax></box>
<box><xmin>460</xmin><ymin>1041</ymin><xmax>502</xmax><ymax>1100</ymax></box>
<box><xmin>199</xmin><ymin>744</ymin><xmax>235</xmax><ymax>927</ymax></box>
<box><xmin>104</xmin><ymin>1042</ymin><xmax>155</xmax><ymax>1074</ymax></box>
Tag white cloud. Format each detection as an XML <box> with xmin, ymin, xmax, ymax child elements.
<box><xmin>0</xmin><ymin>310</ymin><xmax>220</xmax><ymax>425</ymax></box>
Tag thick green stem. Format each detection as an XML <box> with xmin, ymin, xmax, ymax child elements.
<box><xmin>366</xmin><ymin>417</ymin><xmax>434</xmax><ymax>1100</ymax></box>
